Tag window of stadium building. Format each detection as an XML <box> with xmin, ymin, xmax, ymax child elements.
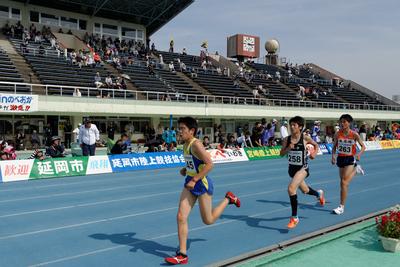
<box><xmin>121</xmin><ymin>27</ymin><xmax>136</xmax><ymax>40</ymax></box>
<box><xmin>30</xmin><ymin>11</ymin><xmax>39</xmax><ymax>22</ymax></box>
<box><xmin>102</xmin><ymin>24</ymin><xmax>118</xmax><ymax>37</ymax></box>
<box><xmin>0</xmin><ymin>6</ymin><xmax>9</xmax><ymax>18</ymax></box>
<box><xmin>79</xmin><ymin>19</ymin><xmax>87</xmax><ymax>31</ymax></box>
<box><xmin>40</xmin><ymin>13</ymin><xmax>59</xmax><ymax>26</ymax></box>
<box><xmin>137</xmin><ymin>30</ymin><xmax>143</xmax><ymax>40</ymax></box>
<box><xmin>11</xmin><ymin>8</ymin><xmax>20</xmax><ymax>20</ymax></box>
<box><xmin>61</xmin><ymin>17</ymin><xmax>78</xmax><ymax>29</ymax></box>
<box><xmin>94</xmin><ymin>23</ymin><xmax>101</xmax><ymax>33</ymax></box>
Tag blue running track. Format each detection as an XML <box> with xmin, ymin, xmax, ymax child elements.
<box><xmin>0</xmin><ymin>149</ymin><xmax>399</xmax><ymax>266</ymax></box>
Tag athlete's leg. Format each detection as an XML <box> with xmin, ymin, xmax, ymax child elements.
<box><xmin>177</xmin><ymin>188</ymin><xmax>197</xmax><ymax>254</ymax></box>
<box><xmin>339</xmin><ymin>165</ymin><xmax>356</xmax><ymax>206</ymax></box>
<box><xmin>198</xmin><ymin>193</ymin><xmax>229</xmax><ymax>225</ymax></box>
<box><xmin>288</xmin><ymin>169</ymin><xmax>307</xmax><ymax>216</ymax></box>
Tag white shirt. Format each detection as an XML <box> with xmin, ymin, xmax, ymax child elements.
<box><xmin>280</xmin><ymin>125</ymin><xmax>289</xmax><ymax>139</ymax></box>
<box><xmin>73</xmin><ymin>127</ymin><xmax>80</xmax><ymax>142</ymax></box>
<box><xmin>78</xmin><ymin>124</ymin><xmax>100</xmax><ymax>145</ymax></box>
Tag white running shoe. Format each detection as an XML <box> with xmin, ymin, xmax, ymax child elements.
<box><xmin>356</xmin><ymin>164</ymin><xmax>365</xmax><ymax>175</ymax></box>
<box><xmin>333</xmin><ymin>205</ymin><xmax>344</xmax><ymax>215</ymax></box>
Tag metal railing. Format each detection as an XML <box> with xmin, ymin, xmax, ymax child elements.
<box><xmin>0</xmin><ymin>81</ymin><xmax>399</xmax><ymax>111</ymax></box>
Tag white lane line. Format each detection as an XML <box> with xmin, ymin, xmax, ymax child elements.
<box><xmin>0</xmin><ymin>178</ymin><xmax>338</xmax><ymax>241</ymax></box>
<box><xmin>0</xmin><ymin>165</ymin><xmax>291</xmax><ymax>203</ymax></box>
<box><xmin>28</xmin><ymin>179</ymin><xmax>400</xmax><ymax>267</ymax></box>
<box><xmin>0</xmin><ymin>165</ymin><xmax>339</xmax><ymax>218</ymax></box>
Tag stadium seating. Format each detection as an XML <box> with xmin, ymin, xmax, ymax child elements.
<box><xmin>0</xmin><ymin>48</ymin><xmax>29</xmax><ymax>92</ymax></box>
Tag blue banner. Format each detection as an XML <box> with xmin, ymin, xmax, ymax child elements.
<box><xmin>319</xmin><ymin>144</ymin><xmax>330</xmax><ymax>154</ymax></box>
<box><xmin>109</xmin><ymin>151</ymin><xmax>185</xmax><ymax>172</ymax></box>
<box><xmin>325</xmin><ymin>143</ymin><xmax>333</xmax><ymax>154</ymax></box>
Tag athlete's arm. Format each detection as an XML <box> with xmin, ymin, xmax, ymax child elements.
<box><xmin>354</xmin><ymin>132</ymin><xmax>366</xmax><ymax>161</ymax></box>
<box><xmin>304</xmin><ymin>134</ymin><xmax>318</xmax><ymax>159</ymax></box>
<box><xmin>331</xmin><ymin>132</ymin><xmax>338</xmax><ymax>164</ymax></box>
<box><xmin>280</xmin><ymin>137</ymin><xmax>292</xmax><ymax>156</ymax></box>
<box><xmin>190</xmin><ymin>140</ymin><xmax>214</xmax><ymax>183</ymax></box>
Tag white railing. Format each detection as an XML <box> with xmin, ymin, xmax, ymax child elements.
<box><xmin>0</xmin><ymin>81</ymin><xmax>399</xmax><ymax>111</ymax></box>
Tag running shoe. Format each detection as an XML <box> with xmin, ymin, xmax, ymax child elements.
<box><xmin>317</xmin><ymin>189</ymin><xmax>325</xmax><ymax>206</ymax></box>
<box><xmin>165</xmin><ymin>252</ymin><xmax>188</xmax><ymax>265</ymax></box>
<box><xmin>287</xmin><ymin>217</ymin><xmax>299</xmax><ymax>229</ymax></box>
<box><xmin>225</xmin><ymin>191</ymin><xmax>241</xmax><ymax>207</ymax></box>
<box><xmin>333</xmin><ymin>205</ymin><xmax>344</xmax><ymax>215</ymax></box>
<box><xmin>356</xmin><ymin>164</ymin><xmax>365</xmax><ymax>175</ymax></box>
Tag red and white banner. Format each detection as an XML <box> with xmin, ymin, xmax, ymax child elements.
<box><xmin>208</xmin><ymin>148</ymin><xmax>249</xmax><ymax>164</ymax></box>
<box><xmin>0</xmin><ymin>160</ymin><xmax>33</xmax><ymax>182</ymax></box>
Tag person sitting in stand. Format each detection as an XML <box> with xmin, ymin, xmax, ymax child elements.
<box><xmin>46</xmin><ymin>136</ymin><xmax>65</xmax><ymax>158</ymax></box>
<box><xmin>28</xmin><ymin>149</ymin><xmax>46</xmax><ymax>160</ymax></box>
<box><xmin>110</xmin><ymin>134</ymin><xmax>130</xmax><ymax>154</ymax></box>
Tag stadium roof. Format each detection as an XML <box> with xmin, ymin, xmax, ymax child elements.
<box><xmin>14</xmin><ymin>0</ymin><xmax>194</xmax><ymax>36</ymax></box>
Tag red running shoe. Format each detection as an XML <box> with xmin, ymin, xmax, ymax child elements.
<box><xmin>225</xmin><ymin>191</ymin><xmax>241</xmax><ymax>207</ymax></box>
<box><xmin>165</xmin><ymin>252</ymin><xmax>188</xmax><ymax>265</ymax></box>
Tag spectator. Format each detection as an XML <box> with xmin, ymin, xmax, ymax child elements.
<box><xmin>226</xmin><ymin>135</ymin><xmax>239</xmax><ymax>149</ymax></box>
<box><xmin>15</xmin><ymin>130</ymin><xmax>25</xmax><ymax>150</ymax></box>
<box><xmin>182</xmin><ymin>47</ymin><xmax>187</xmax><ymax>55</ymax></box>
<box><xmin>251</xmin><ymin>122</ymin><xmax>263</xmax><ymax>147</ymax></box>
<box><xmin>280</xmin><ymin>120</ymin><xmax>289</xmax><ymax>139</ymax></box>
<box><xmin>105</xmin><ymin>75</ymin><xmax>113</xmax><ymax>88</ymax></box>
<box><xmin>111</xmin><ymin>134</ymin><xmax>129</xmax><ymax>154</ymax></box>
<box><xmin>107</xmin><ymin>122</ymin><xmax>116</xmax><ymax>140</ymax></box>
<box><xmin>151</xmin><ymin>42</ymin><xmax>155</xmax><ymax>52</ymax></box>
<box><xmin>73</xmin><ymin>123</ymin><xmax>81</xmax><ymax>142</ymax></box>
<box><xmin>64</xmin><ymin>120</ymin><xmax>73</xmax><ymax>149</ymax></box>
<box><xmin>311</xmin><ymin>121</ymin><xmax>321</xmax><ymax>143</ymax></box>
<box><xmin>94</xmin><ymin>72</ymin><xmax>102</xmax><ymax>88</ymax></box>
<box><xmin>168</xmin><ymin>61</ymin><xmax>175</xmax><ymax>72</ymax></box>
<box><xmin>73</xmin><ymin>88</ymin><xmax>82</xmax><ymax>97</ymax></box>
<box><xmin>78</xmin><ymin>118</ymin><xmax>100</xmax><ymax>156</ymax></box>
<box><xmin>31</xmin><ymin>130</ymin><xmax>41</xmax><ymax>149</ymax></box>
<box><xmin>28</xmin><ymin>149</ymin><xmax>46</xmax><ymax>160</ymax></box>
<box><xmin>359</xmin><ymin>122</ymin><xmax>367</xmax><ymax>141</ymax></box>
<box><xmin>1</xmin><ymin>145</ymin><xmax>17</xmax><ymax>160</ymax></box>
<box><xmin>237</xmin><ymin>131</ymin><xmax>250</xmax><ymax>148</ymax></box>
<box><xmin>46</xmin><ymin>136</ymin><xmax>65</xmax><ymax>158</ymax></box>
<box><xmin>169</xmin><ymin>39</ymin><xmax>174</xmax><ymax>53</ymax></box>
<box><xmin>44</xmin><ymin>122</ymin><xmax>52</xmax><ymax>146</ymax></box>
<box><xmin>202</xmin><ymin>136</ymin><xmax>211</xmax><ymax>149</ymax></box>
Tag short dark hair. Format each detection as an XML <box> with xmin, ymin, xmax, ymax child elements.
<box><xmin>178</xmin><ymin>116</ymin><xmax>198</xmax><ymax>134</ymax></box>
<box><xmin>339</xmin><ymin>114</ymin><xmax>353</xmax><ymax>123</ymax></box>
<box><xmin>121</xmin><ymin>133</ymin><xmax>128</xmax><ymax>138</ymax></box>
<box><xmin>289</xmin><ymin>116</ymin><xmax>305</xmax><ymax>129</ymax></box>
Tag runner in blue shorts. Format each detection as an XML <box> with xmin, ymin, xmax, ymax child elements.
<box><xmin>165</xmin><ymin>117</ymin><xmax>240</xmax><ymax>265</ymax></box>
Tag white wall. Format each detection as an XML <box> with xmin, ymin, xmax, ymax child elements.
<box><xmin>36</xmin><ymin>95</ymin><xmax>400</xmax><ymax>121</ymax></box>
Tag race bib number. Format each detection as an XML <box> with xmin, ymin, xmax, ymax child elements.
<box><xmin>288</xmin><ymin>150</ymin><xmax>303</xmax><ymax>166</ymax></box>
<box><xmin>338</xmin><ymin>140</ymin><xmax>353</xmax><ymax>155</ymax></box>
<box><xmin>184</xmin><ymin>154</ymin><xmax>196</xmax><ymax>172</ymax></box>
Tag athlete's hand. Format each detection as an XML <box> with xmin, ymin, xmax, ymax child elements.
<box><xmin>185</xmin><ymin>180</ymin><xmax>196</xmax><ymax>190</ymax></box>
<box><xmin>180</xmin><ymin>167</ymin><xmax>187</xmax><ymax>176</ymax></box>
<box><xmin>331</xmin><ymin>156</ymin><xmax>336</xmax><ymax>165</ymax></box>
<box><xmin>356</xmin><ymin>154</ymin><xmax>361</xmax><ymax>161</ymax></box>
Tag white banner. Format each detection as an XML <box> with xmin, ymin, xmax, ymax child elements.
<box><xmin>0</xmin><ymin>94</ymin><xmax>38</xmax><ymax>113</ymax></box>
<box><xmin>358</xmin><ymin>141</ymin><xmax>382</xmax><ymax>151</ymax></box>
<box><xmin>208</xmin><ymin>148</ymin><xmax>249</xmax><ymax>164</ymax></box>
<box><xmin>0</xmin><ymin>159</ymin><xmax>33</xmax><ymax>182</ymax></box>
<box><xmin>86</xmin><ymin>156</ymin><xmax>112</xmax><ymax>175</ymax></box>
